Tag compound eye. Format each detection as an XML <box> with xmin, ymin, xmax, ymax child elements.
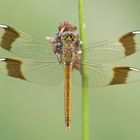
<box><xmin>72</xmin><ymin>35</ymin><xmax>76</xmax><ymax>40</ymax></box>
<box><xmin>61</xmin><ymin>35</ymin><xmax>66</xmax><ymax>40</ymax></box>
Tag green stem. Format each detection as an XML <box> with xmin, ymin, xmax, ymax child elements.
<box><xmin>78</xmin><ymin>0</ymin><xmax>89</xmax><ymax>140</ymax></box>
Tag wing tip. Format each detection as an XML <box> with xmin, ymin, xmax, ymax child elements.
<box><xmin>132</xmin><ymin>30</ymin><xmax>140</xmax><ymax>34</ymax></box>
<box><xmin>0</xmin><ymin>24</ymin><xmax>8</xmax><ymax>29</ymax></box>
<box><xmin>129</xmin><ymin>67</ymin><xmax>140</xmax><ymax>72</ymax></box>
<box><xmin>0</xmin><ymin>58</ymin><xmax>6</xmax><ymax>61</ymax></box>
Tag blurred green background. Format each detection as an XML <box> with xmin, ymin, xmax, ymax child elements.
<box><xmin>0</xmin><ymin>0</ymin><xmax>140</xmax><ymax>140</ymax></box>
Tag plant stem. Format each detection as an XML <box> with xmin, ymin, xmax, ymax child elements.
<box><xmin>78</xmin><ymin>0</ymin><xmax>89</xmax><ymax>140</ymax></box>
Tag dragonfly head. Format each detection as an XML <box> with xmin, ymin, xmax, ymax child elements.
<box><xmin>60</xmin><ymin>31</ymin><xmax>78</xmax><ymax>46</ymax></box>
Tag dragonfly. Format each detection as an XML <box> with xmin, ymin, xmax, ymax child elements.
<box><xmin>0</xmin><ymin>22</ymin><xmax>140</xmax><ymax>128</ymax></box>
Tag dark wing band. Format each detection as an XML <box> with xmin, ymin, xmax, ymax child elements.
<box><xmin>119</xmin><ymin>31</ymin><xmax>137</xmax><ymax>56</ymax></box>
<box><xmin>3</xmin><ymin>58</ymin><xmax>26</xmax><ymax>80</ymax></box>
<box><xmin>0</xmin><ymin>25</ymin><xmax>20</xmax><ymax>51</ymax></box>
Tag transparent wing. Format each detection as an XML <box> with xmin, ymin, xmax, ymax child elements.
<box><xmin>0</xmin><ymin>58</ymin><xmax>64</xmax><ymax>85</ymax></box>
<box><xmin>0</xmin><ymin>24</ymin><xmax>56</xmax><ymax>61</ymax></box>
<box><xmin>84</xmin><ymin>30</ymin><xmax>140</xmax><ymax>62</ymax></box>
<box><xmin>72</xmin><ymin>63</ymin><xmax>140</xmax><ymax>88</ymax></box>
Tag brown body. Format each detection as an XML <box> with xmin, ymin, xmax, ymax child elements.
<box><xmin>62</xmin><ymin>46</ymin><xmax>77</xmax><ymax>129</ymax></box>
<box><xmin>47</xmin><ymin>22</ymin><xmax>81</xmax><ymax>129</ymax></box>
<box><xmin>61</xmin><ymin>32</ymin><xmax>80</xmax><ymax>128</ymax></box>
<box><xmin>64</xmin><ymin>63</ymin><xmax>72</xmax><ymax>128</ymax></box>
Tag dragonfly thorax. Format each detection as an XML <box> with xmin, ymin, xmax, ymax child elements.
<box><xmin>62</xmin><ymin>47</ymin><xmax>75</xmax><ymax>63</ymax></box>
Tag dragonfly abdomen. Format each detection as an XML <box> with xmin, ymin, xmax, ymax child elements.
<box><xmin>64</xmin><ymin>63</ymin><xmax>72</xmax><ymax>129</ymax></box>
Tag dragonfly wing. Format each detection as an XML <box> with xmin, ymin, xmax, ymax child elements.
<box><xmin>85</xmin><ymin>30</ymin><xmax>140</xmax><ymax>62</ymax></box>
<box><xmin>0</xmin><ymin>58</ymin><xmax>64</xmax><ymax>85</ymax></box>
<box><xmin>0</xmin><ymin>24</ymin><xmax>55</xmax><ymax>61</ymax></box>
<box><xmin>72</xmin><ymin>63</ymin><xmax>140</xmax><ymax>88</ymax></box>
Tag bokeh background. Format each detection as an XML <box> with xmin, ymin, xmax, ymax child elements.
<box><xmin>0</xmin><ymin>0</ymin><xmax>140</xmax><ymax>140</ymax></box>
